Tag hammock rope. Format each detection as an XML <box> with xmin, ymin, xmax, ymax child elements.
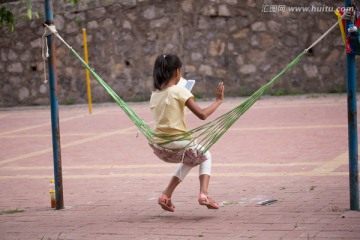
<box><xmin>43</xmin><ymin>15</ymin><xmax>342</xmax><ymax>153</ymax></box>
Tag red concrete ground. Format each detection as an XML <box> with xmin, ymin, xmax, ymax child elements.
<box><xmin>0</xmin><ymin>94</ymin><xmax>359</xmax><ymax>240</ymax></box>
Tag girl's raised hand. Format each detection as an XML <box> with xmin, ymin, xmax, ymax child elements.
<box><xmin>215</xmin><ymin>82</ymin><xmax>224</xmax><ymax>102</ymax></box>
<box><xmin>186</xmin><ymin>81</ymin><xmax>224</xmax><ymax>120</ymax></box>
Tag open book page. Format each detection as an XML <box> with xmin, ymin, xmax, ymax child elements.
<box><xmin>177</xmin><ymin>77</ymin><xmax>196</xmax><ymax>91</ymax></box>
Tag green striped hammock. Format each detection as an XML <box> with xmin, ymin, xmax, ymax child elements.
<box><xmin>69</xmin><ymin>47</ymin><xmax>306</xmax><ymax>166</ymax></box>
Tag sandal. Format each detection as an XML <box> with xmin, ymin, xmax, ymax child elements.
<box><xmin>198</xmin><ymin>193</ymin><xmax>219</xmax><ymax>209</ymax></box>
<box><xmin>158</xmin><ymin>194</ymin><xmax>175</xmax><ymax>212</ymax></box>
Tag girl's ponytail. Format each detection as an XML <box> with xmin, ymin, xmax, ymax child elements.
<box><xmin>153</xmin><ymin>54</ymin><xmax>182</xmax><ymax>90</ymax></box>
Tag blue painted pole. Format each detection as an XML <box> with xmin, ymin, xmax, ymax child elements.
<box><xmin>345</xmin><ymin>0</ymin><xmax>359</xmax><ymax>211</ymax></box>
<box><xmin>44</xmin><ymin>0</ymin><xmax>64</xmax><ymax>210</ymax></box>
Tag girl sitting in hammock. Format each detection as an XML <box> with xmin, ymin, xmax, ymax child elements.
<box><xmin>150</xmin><ymin>53</ymin><xmax>224</xmax><ymax>212</ymax></box>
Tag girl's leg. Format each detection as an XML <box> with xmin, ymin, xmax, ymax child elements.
<box><xmin>199</xmin><ymin>174</ymin><xmax>210</xmax><ymax>195</ymax></box>
<box><xmin>158</xmin><ymin>159</ymin><xmax>193</xmax><ymax>212</ymax></box>
<box><xmin>198</xmin><ymin>151</ymin><xmax>219</xmax><ymax>209</ymax></box>
<box><xmin>158</xmin><ymin>175</ymin><xmax>181</xmax><ymax>212</ymax></box>
<box><xmin>199</xmin><ymin>150</ymin><xmax>212</xmax><ymax>195</ymax></box>
<box><xmin>161</xmin><ymin>161</ymin><xmax>193</xmax><ymax>197</ymax></box>
<box><xmin>161</xmin><ymin>140</ymin><xmax>194</xmax><ymax>197</ymax></box>
<box><xmin>163</xmin><ymin>176</ymin><xmax>181</xmax><ymax>198</ymax></box>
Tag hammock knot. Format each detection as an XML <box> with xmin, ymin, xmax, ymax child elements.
<box><xmin>43</xmin><ymin>23</ymin><xmax>57</xmax><ymax>36</ymax></box>
<box><xmin>41</xmin><ymin>24</ymin><xmax>58</xmax><ymax>84</ymax></box>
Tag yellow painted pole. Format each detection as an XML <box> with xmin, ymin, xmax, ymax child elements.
<box><xmin>82</xmin><ymin>28</ymin><xmax>93</xmax><ymax>114</ymax></box>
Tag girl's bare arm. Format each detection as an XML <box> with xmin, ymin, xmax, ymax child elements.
<box><xmin>185</xmin><ymin>82</ymin><xmax>224</xmax><ymax>120</ymax></box>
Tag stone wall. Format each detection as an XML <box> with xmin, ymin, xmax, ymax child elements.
<box><xmin>0</xmin><ymin>0</ymin><xmax>356</xmax><ymax>107</ymax></box>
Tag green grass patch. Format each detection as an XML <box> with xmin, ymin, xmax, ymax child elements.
<box><xmin>0</xmin><ymin>208</ymin><xmax>24</xmax><ymax>215</ymax></box>
<box><xmin>270</xmin><ymin>89</ymin><xmax>304</xmax><ymax>96</ymax></box>
<box><xmin>75</xmin><ymin>18</ymin><xmax>83</xmax><ymax>25</ymax></box>
<box><xmin>330</xmin><ymin>206</ymin><xmax>344</xmax><ymax>212</ymax></box>
<box><xmin>132</xmin><ymin>96</ymin><xmax>146</xmax><ymax>102</ymax></box>
<box><xmin>193</xmin><ymin>92</ymin><xmax>205</xmax><ymax>100</ymax></box>
<box><xmin>65</xmin><ymin>98</ymin><xmax>75</xmax><ymax>105</ymax></box>
<box><xmin>327</xmin><ymin>86</ymin><xmax>346</xmax><ymax>94</ymax></box>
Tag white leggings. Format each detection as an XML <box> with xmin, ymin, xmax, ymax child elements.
<box><xmin>161</xmin><ymin>140</ymin><xmax>212</xmax><ymax>181</ymax></box>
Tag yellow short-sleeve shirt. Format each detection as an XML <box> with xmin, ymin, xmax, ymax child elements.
<box><xmin>150</xmin><ymin>85</ymin><xmax>193</xmax><ymax>144</ymax></box>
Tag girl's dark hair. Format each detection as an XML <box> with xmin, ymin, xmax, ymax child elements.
<box><xmin>153</xmin><ymin>53</ymin><xmax>182</xmax><ymax>90</ymax></box>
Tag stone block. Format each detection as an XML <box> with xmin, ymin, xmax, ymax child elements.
<box><xmin>247</xmin><ymin>0</ymin><xmax>256</xmax><ymax>7</ymax></box>
<box><xmin>33</xmin><ymin>97</ymin><xmax>49</xmax><ymax>105</ymax></box>
<box><xmin>268</xmin><ymin>20</ymin><xmax>281</xmax><ymax>32</ymax></box>
<box><xmin>236</xmin><ymin>55</ymin><xmax>244</xmax><ymax>65</ymax></box>
<box><xmin>123</xmin><ymin>20</ymin><xmax>132</xmax><ymax>29</ymax></box>
<box><xmin>209</xmin><ymin>40</ymin><xmax>225</xmax><ymax>56</ymax></box>
<box><xmin>14</xmin><ymin>42</ymin><xmax>24</xmax><ymax>51</ymax></box>
<box><xmin>181</xmin><ymin>0</ymin><xmax>193</xmax><ymax>12</ymax></box>
<box><xmin>150</xmin><ymin>17</ymin><xmax>169</xmax><ymax>28</ymax></box>
<box><xmin>219</xmin><ymin>5</ymin><xmax>231</xmax><ymax>17</ymax></box>
<box><xmin>191</xmin><ymin>52</ymin><xmax>203</xmax><ymax>62</ymax></box>
<box><xmin>202</xmin><ymin>5</ymin><xmax>217</xmax><ymax>17</ymax></box>
<box><xmin>250</xmin><ymin>35</ymin><xmax>259</xmax><ymax>47</ymax></box>
<box><xmin>261</xmin><ymin>34</ymin><xmax>275</xmax><ymax>48</ymax></box>
<box><xmin>199</xmin><ymin>64</ymin><xmax>213</xmax><ymax>76</ymax></box>
<box><xmin>198</xmin><ymin>17</ymin><xmax>210</xmax><ymax>29</ymax></box>
<box><xmin>54</xmin><ymin>15</ymin><xmax>65</xmax><ymax>31</ymax></box>
<box><xmin>87</xmin><ymin>20</ymin><xmax>99</xmax><ymax>29</ymax></box>
<box><xmin>88</xmin><ymin>7</ymin><xmax>106</xmax><ymax>19</ymax></box>
<box><xmin>240</xmin><ymin>64</ymin><xmax>256</xmax><ymax>75</ymax></box>
<box><xmin>8</xmin><ymin>49</ymin><xmax>17</xmax><ymax>61</ymax></box>
<box><xmin>9</xmin><ymin>76</ymin><xmax>21</xmax><ymax>86</ymax></box>
<box><xmin>39</xmin><ymin>84</ymin><xmax>48</xmax><ymax>94</ymax></box>
<box><xmin>251</xmin><ymin>21</ymin><xmax>266</xmax><ymax>32</ymax></box>
<box><xmin>248</xmin><ymin>50</ymin><xmax>266</xmax><ymax>64</ymax></box>
<box><xmin>8</xmin><ymin>63</ymin><xmax>23</xmax><ymax>73</ymax></box>
<box><xmin>303</xmin><ymin>64</ymin><xmax>319</xmax><ymax>78</ymax></box>
<box><xmin>18</xmin><ymin>87</ymin><xmax>30</xmax><ymax>101</ymax></box>
<box><xmin>103</xmin><ymin>18</ymin><xmax>114</xmax><ymax>28</ymax></box>
<box><xmin>30</xmin><ymin>39</ymin><xmax>41</xmax><ymax>48</ymax></box>
<box><xmin>283</xmin><ymin>35</ymin><xmax>298</xmax><ymax>47</ymax></box>
<box><xmin>185</xmin><ymin>65</ymin><xmax>196</xmax><ymax>74</ymax></box>
<box><xmin>216</xmin><ymin>69</ymin><xmax>227</xmax><ymax>77</ymax></box>
<box><xmin>20</xmin><ymin>50</ymin><xmax>31</xmax><ymax>61</ymax></box>
<box><xmin>226</xmin><ymin>0</ymin><xmax>238</xmax><ymax>5</ymax></box>
<box><xmin>320</xmin><ymin>66</ymin><xmax>331</xmax><ymax>75</ymax></box>
<box><xmin>326</xmin><ymin>50</ymin><xmax>340</xmax><ymax>62</ymax></box>
<box><xmin>143</xmin><ymin>5</ymin><xmax>156</xmax><ymax>20</ymax></box>
<box><xmin>0</xmin><ymin>48</ymin><xmax>7</xmax><ymax>61</ymax></box>
<box><xmin>65</xmin><ymin>21</ymin><xmax>79</xmax><ymax>34</ymax></box>
<box><xmin>227</xmin><ymin>42</ymin><xmax>235</xmax><ymax>51</ymax></box>
<box><xmin>233</xmin><ymin>28</ymin><xmax>249</xmax><ymax>39</ymax></box>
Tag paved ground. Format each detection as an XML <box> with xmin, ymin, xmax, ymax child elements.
<box><xmin>0</xmin><ymin>94</ymin><xmax>359</xmax><ymax>240</ymax></box>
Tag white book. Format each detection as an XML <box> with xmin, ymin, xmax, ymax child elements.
<box><xmin>177</xmin><ymin>77</ymin><xmax>196</xmax><ymax>92</ymax></box>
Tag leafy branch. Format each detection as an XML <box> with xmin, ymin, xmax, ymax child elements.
<box><xmin>0</xmin><ymin>0</ymin><xmax>79</xmax><ymax>32</ymax></box>
<box><xmin>0</xmin><ymin>6</ymin><xmax>14</xmax><ymax>31</ymax></box>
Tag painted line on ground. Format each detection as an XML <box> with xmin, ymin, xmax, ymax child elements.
<box><xmin>0</xmin><ymin>126</ymin><xmax>138</xmax><ymax>166</ymax></box>
<box><xmin>0</xmin><ymin>171</ymin><xmax>347</xmax><ymax>180</ymax></box>
<box><xmin>0</xmin><ymin>161</ymin><xmax>323</xmax><ymax>171</ymax></box>
<box><xmin>0</xmin><ymin>109</ymin><xmax>109</xmax><ymax>136</ymax></box>
<box><xmin>0</xmin><ymin>132</ymin><xmax>136</xmax><ymax>138</ymax></box>
<box><xmin>228</xmin><ymin>125</ymin><xmax>346</xmax><ymax>132</ymax></box>
<box><xmin>312</xmin><ymin>150</ymin><xmax>349</xmax><ymax>173</ymax></box>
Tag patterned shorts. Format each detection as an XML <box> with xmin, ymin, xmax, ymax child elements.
<box><xmin>149</xmin><ymin>141</ymin><xmax>208</xmax><ymax>167</ymax></box>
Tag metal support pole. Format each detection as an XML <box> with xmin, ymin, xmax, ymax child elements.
<box><xmin>345</xmin><ymin>0</ymin><xmax>359</xmax><ymax>211</ymax></box>
<box><xmin>82</xmin><ymin>28</ymin><xmax>93</xmax><ymax>114</ymax></box>
<box><xmin>44</xmin><ymin>0</ymin><xmax>64</xmax><ymax>210</ymax></box>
